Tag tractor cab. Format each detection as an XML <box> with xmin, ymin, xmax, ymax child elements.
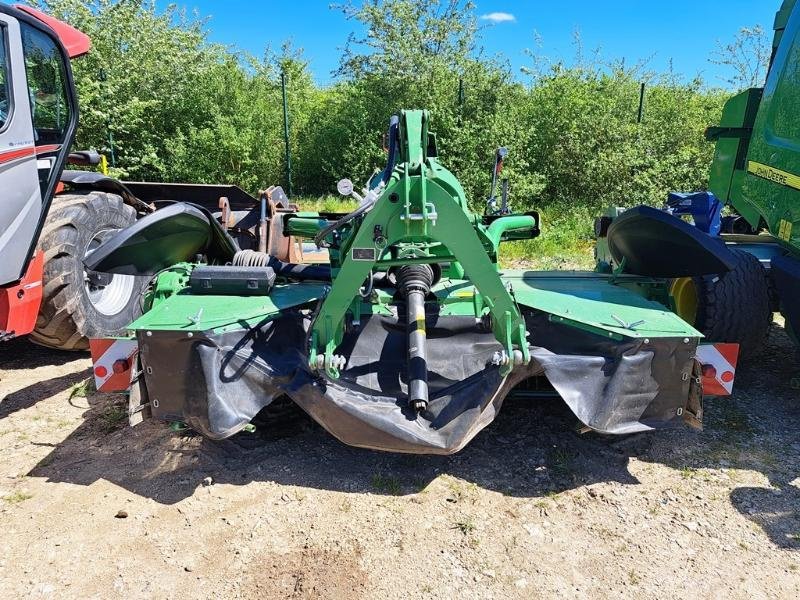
<box><xmin>1</xmin><ymin>4</ymin><xmax>150</xmax><ymax>349</ymax></box>
<box><xmin>0</xmin><ymin>5</ymin><xmax>85</xmax><ymax>288</ymax></box>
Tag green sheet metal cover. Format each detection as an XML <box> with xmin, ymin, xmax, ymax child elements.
<box><xmin>127</xmin><ymin>283</ymin><xmax>327</xmax><ymax>332</ymax></box>
<box><xmin>503</xmin><ymin>271</ymin><xmax>701</xmax><ymax>339</ymax></box>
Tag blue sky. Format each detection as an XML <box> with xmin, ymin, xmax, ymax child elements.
<box><xmin>178</xmin><ymin>1</ymin><xmax>774</xmax><ymax>86</ymax></box>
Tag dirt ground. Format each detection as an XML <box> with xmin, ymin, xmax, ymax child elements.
<box><xmin>1</xmin><ymin>318</ymin><xmax>799</xmax><ymax>599</ymax></box>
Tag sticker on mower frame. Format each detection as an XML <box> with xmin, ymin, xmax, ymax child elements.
<box><xmin>352</xmin><ymin>248</ymin><xmax>376</xmax><ymax>261</ymax></box>
<box><xmin>696</xmin><ymin>343</ymin><xmax>739</xmax><ymax>396</ymax></box>
<box><xmin>89</xmin><ymin>338</ymin><xmax>138</xmax><ymax>393</ymax></box>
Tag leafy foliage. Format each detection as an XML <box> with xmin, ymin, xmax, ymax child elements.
<box><xmin>710</xmin><ymin>25</ymin><xmax>773</xmax><ymax>91</ymax></box>
<box><xmin>34</xmin><ymin>0</ymin><xmax>740</xmax><ymax>215</ymax></box>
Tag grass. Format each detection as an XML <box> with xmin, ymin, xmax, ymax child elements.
<box><xmin>452</xmin><ymin>517</ymin><xmax>477</xmax><ymax>535</ymax></box>
<box><xmin>100</xmin><ymin>403</ymin><xmax>128</xmax><ymax>433</ymax></box>
<box><xmin>549</xmin><ymin>448</ymin><xmax>577</xmax><ymax>476</ymax></box>
<box><xmin>502</xmin><ymin>202</ymin><xmax>596</xmax><ymax>270</ymax></box>
<box><xmin>295</xmin><ymin>195</ymin><xmax>357</xmax><ymax>214</ymax></box>
<box><xmin>68</xmin><ymin>379</ymin><xmax>92</xmax><ymax>401</ymax></box>
<box><xmin>371</xmin><ymin>473</ymin><xmax>402</xmax><ymax>495</ymax></box>
<box><xmin>443</xmin><ymin>477</ymin><xmax>478</xmax><ymax>504</ymax></box>
<box><xmin>593</xmin><ymin>526</ymin><xmax>619</xmax><ymax>540</ymax></box>
<box><xmin>292</xmin><ymin>196</ymin><xmax>596</xmax><ymax>271</ymax></box>
<box><xmin>2</xmin><ymin>491</ymin><xmax>33</xmax><ymax>504</ymax></box>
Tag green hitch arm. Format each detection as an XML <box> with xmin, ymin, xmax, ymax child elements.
<box><xmin>486</xmin><ymin>215</ymin><xmax>538</xmax><ymax>251</ymax></box>
<box><xmin>284</xmin><ymin>216</ymin><xmax>329</xmax><ymax>238</ymax></box>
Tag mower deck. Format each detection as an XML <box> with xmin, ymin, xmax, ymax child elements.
<box><xmin>87</xmin><ymin>109</ymin><xmax>727</xmax><ymax>454</ymax></box>
<box><xmin>128</xmin><ymin>271</ymin><xmax>702</xmax><ymax>453</ymax></box>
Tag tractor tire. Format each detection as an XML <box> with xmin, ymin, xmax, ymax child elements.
<box><xmin>692</xmin><ymin>248</ymin><xmax>772</xmax><ymax>361</ymax></box>
<box><xmin>29</xmin><ymin>192</ymin><xmax>148</xmax><ymax>351</ymax></box>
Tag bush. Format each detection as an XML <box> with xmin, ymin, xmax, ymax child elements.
<box><xmin>36</xmin><ymin>0</ymin><xmax>730</xmax><ymax>215</ymax></box>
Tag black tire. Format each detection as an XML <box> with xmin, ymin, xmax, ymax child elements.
<box><xmin>694</xmin><ymin>248</ymin><xmax>772</xmax><ymax>360</ymax></box>
<box><xmin>29</xmin><ymin>192</ymin><xmax>148</xmax><ymax>351</ymax></box>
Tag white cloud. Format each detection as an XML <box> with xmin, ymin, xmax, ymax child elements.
<box><xmin>480</xmin><ymin>12</ymin><xmax>516</xmax><ymax>24</ymax></box>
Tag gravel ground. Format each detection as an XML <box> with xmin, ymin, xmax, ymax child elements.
<box><xmin>1</xmin><ymin>317</ymin><xmax>799</xmax><ymax>599</ymax></box>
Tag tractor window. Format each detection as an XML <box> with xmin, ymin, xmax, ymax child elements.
<box><xmin>0</xmin><ymin>26</ymin><xmax>9</xmax><ymax>131</ymax></box>
<box><xmin>20</xmin><ymin>22</ymin><xmax>71</xmax><ymax>145</ymax></box>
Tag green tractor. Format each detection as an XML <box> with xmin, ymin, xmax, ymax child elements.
<box><xmin>706</xmin><ymin>0</ymin><xmax>800</xmax><ymax>349</ymax></box>
<box><xmin>86</xmin><ymin>109</ymin><xmax>741</xmax><ymax>453</ymax></box>
<box><xmin>599</xmin><ymin>0</ymin><xmax>800</xmax><ymax>357</ymax></box>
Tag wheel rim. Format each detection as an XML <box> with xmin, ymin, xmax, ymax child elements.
<box><xmin>84</xmin><ymin>230</ymin><xmax>136</xmax><ymax>317</ymax></box>
<box><xmin>670</xmin><ymin>277</ymin><xmax>699</xmax><ymax>325</ymax></box>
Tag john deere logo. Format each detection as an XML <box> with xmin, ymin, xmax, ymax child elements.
<box><xmin>748</xmin><ymin>161</ymin><xmax>800</xmax><ymax>191</ymax></box>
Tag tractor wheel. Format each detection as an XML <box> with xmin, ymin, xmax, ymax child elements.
<box><xmin>29</xmin><ymin>192</ymin><xmax>148</xmax><ymax>351</ymax></box>
<box><xmin>671</xmin><ymin>249</ymin><xmax>771</xmax><ymax>361</ymax></box>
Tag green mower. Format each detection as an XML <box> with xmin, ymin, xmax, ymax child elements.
<box><xmin>86</xmin><ymin>110</ymin><xmax>738</xmax><ymax>454</ymax></box>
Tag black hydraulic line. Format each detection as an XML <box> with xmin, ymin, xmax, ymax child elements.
<box><xmin>314</xmin><ymin>115</ymin><xmax>400</xmax><ymax>248</ymax></box>
<box><xmin>281</xmin><ymin>71</ymin><xmax>293</xmax><ymax>196</ymax></box>
<box><xmin>489</xmin><ymin>147</ymin><xmax>508</xmax><ymax>202</ymax></box>
<box><xmin>381</xmin><ymin>115</ymin><xmax>400</xmax><ymax>184</ymax></box>
<box><xmin>269</xmin><ymin>258</ymin><xmax>332</xmax><ymax>281</ymax></box>
<box><xmin>396</xmin><ymin>264</ymin><xmax>435</xmax><ymax>413</ymax></box>
<box><xmin>313</xmin><ymin>198</ymin><xmax>376</xmax><ymax>248</ymax></box>
<box><xmin>232</xmin><ymin>249</ymin><xmax>331</xmax><ymax>281</ymax></box>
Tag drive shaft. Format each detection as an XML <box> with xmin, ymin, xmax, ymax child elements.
<box><xmin>396</xmin><ymin>264</ymin><xmax>435</xmax><ymax>413</ymax></box>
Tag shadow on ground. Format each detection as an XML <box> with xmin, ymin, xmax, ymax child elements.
<box><xmin>26</xmin><ymin>322</ymin><xmax>800</xmax><ymax>548</ymax></box>
<box><xmin>0</xmin><ymin>337</ymin><xmax>83</xmax><ymax>370</ymax></box>
<box><xmin>1</xmin><ymin>338</ymin><xmax>92</xmax><ymax>419</ymax></box>
<box><xmin>1</xmin><ymin>368</ymin><xmax>92</xmax><ymax>419</ymax></box>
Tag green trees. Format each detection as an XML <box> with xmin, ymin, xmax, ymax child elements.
<box><xmin>710</xmin><ymin>25</ymin><xmax>773</xmax><ymax>90</ymax></box>
<box><xmin>33</xmin><ymin>0</ymin><xmax>222</xmax><ymax>179</ymax></box>
<box><xmin>35</xmin><ymin>0</ymin><xmax>734</xmax><ymax>214</ymax></box>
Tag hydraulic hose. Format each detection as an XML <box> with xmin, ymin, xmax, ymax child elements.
<box><xmin>380</xmin><ymin>115</ymin><xmax>400</xmax><ymax>185</ymax></box>
<box><xmin>232</xmin><ymin>249</ymin><xmax>331</xmax><ymax>281</ymax></box>
<box><xmin>396</xmin><ymin>264</ymin><xmax>435</xmax><ymax>413</ymax></box>
<box><xmin>313</xmin><ymin>199</ymin><xmax>377</xmax><ymax>248</ymax></box>
<box><xmin>314</xmin><ymin>116</ymin><xmax>400</xmax><ymax>247</ymax></box>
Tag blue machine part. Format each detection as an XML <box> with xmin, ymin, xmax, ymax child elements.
<box><xmin>666</xmin><ymin>192</ymin><xmax>723</xmax><ymax>237</ymax></box>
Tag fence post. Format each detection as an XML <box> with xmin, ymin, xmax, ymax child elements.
<box><xmin>637</xmin><ymin>82</ymin><xmax>646</xmax><ymax>124</ymax></box>
<box><xmin>281</xmin><ymin>71</ymin><xmax>293</xmax><ymax>196</ymax></box>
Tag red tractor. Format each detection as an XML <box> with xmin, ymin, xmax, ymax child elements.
<box><xmin>0</xmin><ymin>4</ymin><xmax>149</xmax><ymax>349</ymax></box>
<box><xmin>0</xmin><ymin>3</ymin><xmax>300</xmax><ymax>350</ymax></box>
